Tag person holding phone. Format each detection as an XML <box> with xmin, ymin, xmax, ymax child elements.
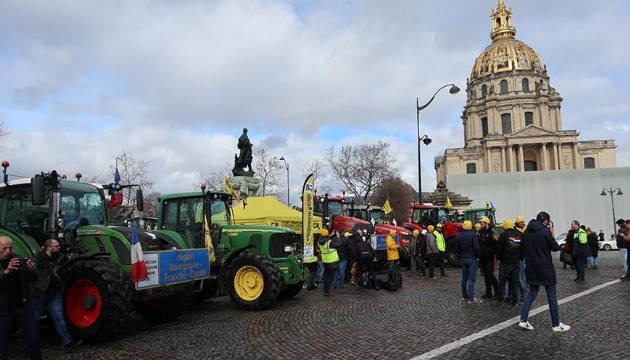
<box><xmin>0</xmin><ymin>236</ymin><xmax>41</xmax><ymax>360</ymax></box>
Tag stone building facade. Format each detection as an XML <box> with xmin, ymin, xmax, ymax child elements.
<box><xmin>435</xmin><ymin>0</ymin><xmax>617</xmax><ymax>183</ymax></box>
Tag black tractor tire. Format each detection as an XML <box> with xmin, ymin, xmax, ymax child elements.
<box><xmin>227</xmin><ymin>252</ymin><xmax>282</xmax><ymax>310</ymax></box>
<box><xmin>64</xmin><ymin>259</ymin><xmax>133</xmax><ymax>342</ymax></box>
<box><xmin>446</xmin><ymin>238</ymin><xmax>461</xmax><ymax>268</ymax></box>
<box><xmin>277</xmin><ymin>281</ymin><xmax>304</xmax><ymax>300</ymax></box>
<box><xmin>138</xmin><ymin>283</ymin><xmax>194</xmax><ymax>322</ymax></box>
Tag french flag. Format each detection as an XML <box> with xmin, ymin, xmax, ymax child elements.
<box><xmin>131</xmin><ymin>225</ymin><xmax>149</xmax><ymax>283</ymax></box>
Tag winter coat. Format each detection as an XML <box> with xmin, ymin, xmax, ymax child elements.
<box><xmin>497</xmin><ymin>228</ymin><xmax>523</xmax><ymax>264</ymax></box>
<box><xmin>587</xmin><ymin>233</ymin><xmax>599</xmax><ymax>258</ymax></box>
<box><xmin>571</xmin><ymin>228</ymin><xmax>591</xmax><ymax>258</ymax></box>
<box><xmin>522</xmin><ymin>219</ymin><xmax>561</xmax><ymax>286</ymax></box>
<box><xmin>479</xmin><ymin>227</ymin><xmax>498</xmax><ymax>257</ymax></box>
<box><xmin>425</xmin><ymin>232</ymin><xmax>438</xmax><ymax>254</ymax></box>
<box><xmin>0</xmin><ymin>256</ymin><xmax>39</xmax><ymax>315</ymax></box>
<box><xmin>33</xmin><ymin>250</ymin><xmax>68</xmax><ymax>298</ymax></box>
<box><xmin>456</xmin><ymin>230</ymin><xmax>480</xmax><ymax>260</ymax></box>
<box><xmin>386</xmin><ymin>235</ymin><xmax>399</xmax><ymax>261</ymax></box>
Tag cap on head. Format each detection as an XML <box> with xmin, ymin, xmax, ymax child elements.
<box><xmin>344</xmin><ymin>232</ymin><xmax>351</xmax><ymax>237</ymax></box>
<box><xmin>389</xmin><ymin>229</ymin><xmax>396</xmax><ymax>235</ymax></box>
<box><xmin>421</xmin><ymin>229</ymin><xmax>427</xmax><ymax>235</ymax></box>
<box><xmin>617</xmin><ymin>219</ymin><xmax>626</xmax><ymax>225</ymax></box>
<box><xmin>516</xmin><ymin>215</ymin><xmax>525</xmax><ymax>223</ymax></box>
<box><xmin>480</xmin><ymin>217</ymin><xmax>491</xmax><ymax>224</ymax></box>
<box><xmin>536</xmin><ymin>211</ymin><xmax>551</xmax><ymax>222</ymax></box>
<box><xmin>462</xmin><ymin>220</ymin><xmax>473</xmax><ymax>230</ymax></box>
<box><xmin>427</xmin><ymin>225</ymin><xmax>435</xmax><ymax>232</ymax></box>
<box><xmin>320</xmin><ymin>228</ymin><xmax>329</xmax><ymax>237</ymax></box>
<box><xmin>413</xmin><ymin>229</ymin><xmax>420</xmax><ymax>235</ymax></box>
<box><xmin>475</xmin><ymin>223</ymin><xmax>481</xmax><ymax>230</ymax></box>
<box><xmin>502</xmin><ymin>219</ymin><xmax>514</xmax><ymax>230</ymax></box>
<box><xmin>436</xmin><ymin>223</ymin><xmax>443</xmax><ymax>228</ymax></box>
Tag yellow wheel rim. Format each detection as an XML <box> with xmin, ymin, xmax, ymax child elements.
<box><xmin>234</xmin><ymin>265</ymin><xmax>264</xmax><ymax>301</ymax></box>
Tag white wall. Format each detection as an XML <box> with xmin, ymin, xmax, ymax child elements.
<box><xmin>447</xmin><ymin>167</ymin><xmax>630</xmax><ymax>238</ymax></box>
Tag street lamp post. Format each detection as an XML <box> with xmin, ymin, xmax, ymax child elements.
<box><xmin>279</xmin><ymin>156</ymin><xmax>290</xmax><ymax>206</ymax></box>
<box><xmin>416</xmin><ymin>84</ymin><xmax>460</xmax><ymax>202</ymax></box>
<box><xmin>601</xmin><ymin>186</ymin><xmax>623</xmax><ymax>237</ymax></box>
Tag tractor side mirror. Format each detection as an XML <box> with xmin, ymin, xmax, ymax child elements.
<box><xmin>136</xmin><ymin>188</ymin><xmax>144</xmax><ymax>212</ymax></box>
<box><xmin>31</xmin><ymin>175</ymin><xmax>47</xmax><ymax>205</ymax></box>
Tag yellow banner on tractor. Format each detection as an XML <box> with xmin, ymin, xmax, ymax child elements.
<box><xmin>301</xmin><ymin>173</ymin><xmax>315</xmax><ymax>259</ymax></box>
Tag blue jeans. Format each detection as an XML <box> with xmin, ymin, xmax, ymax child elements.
<box><xmin>0</xmin><ymin>300</ymin><xmax>42</xmax><ymax>360</ymax></box>
<box><xmin>520</xmin><ymin>284</ymin><xmax>560</xmax><ymax>327</ymax></box>
<box><xmin>322</xmin><ymin>267</ymin><xmax>336</xmax><ymax>294</ymax></box>
<box><xmin>518</xmin><ymin>261</ymin><xmax>527</xmax><ymax>301</ymax></box>
<box><xmin>334</xmin><ymin>259</ymin><xmax>348</xmax><ymax>287</ymax></box>
<box><xmin>460</xmin><ymin>258</ymin><xmax>478</xmax><ymax>300</ymax></box>
<box><xmin>32</xmin><ymin>292</ymin><xmax>73</xmax><ymax>346</ymax></box>
<box><xmin>498</xmin><ymin>263</ymin><xmax>519</xmax><ymax>301</ymax></box>
<box><xmin>317</xmin><ymin>261</ymin><xmax>324</xmax><ymax>282</ymax></box>
<box><xmin>410</xmin><ymin>255</ymin><xmax>426</xmax><ymax>274</ymax></box>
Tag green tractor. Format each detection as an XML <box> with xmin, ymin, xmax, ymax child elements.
<box><xmin>0</xmin><ymin>162</ymin><xmax>199</xmax><ymax>341</ymax></box>
<box><xmin>154</xmin><ymin>187</ymin><xmax>305</xmax><ymax>310</ymax></box>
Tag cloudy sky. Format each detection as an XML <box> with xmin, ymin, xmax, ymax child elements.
<box><xmin>1</xmin><ymin>0</ymin><xmax>629</xmax><ymax>204</ymax></box>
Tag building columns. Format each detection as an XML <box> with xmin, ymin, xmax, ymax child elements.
<box><xmin>541</xmin><ymin>143</ymin><xmax>548</xmax><ymax>171</ymax></box>
<box><xmin>501</xmin><ymin>146</ymin><xmax>506</xmax><ymax>172</ymax></box>
<box><xmin>554</xmin><ymin>143</ymin><xmax>560</xmax><ymax>170</ymax></box>
<box><xmin>518</xmin><ymin>144</ymin><xmax>524</xmax><ymax>172</ymax></box>
<box><xmin>572</xmin><ymin>142</ymin><xmax>579</xmax><ymax>169</ymax></box>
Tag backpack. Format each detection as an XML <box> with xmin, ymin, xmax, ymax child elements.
<box><xmin>380</xmin><ymin>267</ymin><xmax>402</xmax><ymax>291</ymax></box>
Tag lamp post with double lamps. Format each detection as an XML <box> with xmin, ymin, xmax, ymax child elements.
<box><xmin>416</xmin><ymin>84</ymin><xmax>459</xmax><ymax>201</ymax></box>
<box><xmin>601</xmin><ymin>186</ymin><xmax>623</xmax><ymax>237</ymax></box>
<box><xmin>279</xmin><ymin>156</ymin><xmax>290</xmax><ymax>206</ymax></box>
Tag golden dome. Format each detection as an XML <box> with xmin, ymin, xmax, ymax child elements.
<box><xmin>470</xmin><ymin>0</ymin><xmax>545</xmax><ymax>81</ymax></box>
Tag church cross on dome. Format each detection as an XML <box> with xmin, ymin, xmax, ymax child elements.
<box><xmin>491</xmin><ymin>0</ymin><xmax>517</xmax><ymax>42</ymax></box>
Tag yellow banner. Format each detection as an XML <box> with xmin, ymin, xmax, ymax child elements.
<box><xmin>204</xmin><ymin>212</ymin><xmax>217</xmax><ymax>263</ymax></box>
<box><xmin>301</xmin><ymin>174</ymin><xmax>315</xmax><ymax>259</ymax></box>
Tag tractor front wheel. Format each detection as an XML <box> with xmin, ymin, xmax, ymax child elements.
<box><xmin>64</xmin><ymin>259</ymin><xmax>133</xmax><ymax>342</ymax></box>
<box><xmin>227</xmin><ymin>253</ymin><xmax>281</xmax><ymax>310</ymax></box>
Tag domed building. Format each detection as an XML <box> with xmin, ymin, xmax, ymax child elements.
<box><xmin>435</xmin><ymin>0</ymin><xmax>617</xmax><ymax>183</ymax></box>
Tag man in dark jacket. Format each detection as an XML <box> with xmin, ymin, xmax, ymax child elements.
<box><xmin>32</xmin><ymin>239</ymin><xmax>82</xmax><ymax>352</ymax></box>
<box><xmin>0</xmin><ymin>236</ymin><xmax>41</xmax><ymax>360</ymax></box>
<box><xmin>457</xmin><ymin>221</ymin><xmax>481</xmax><ymax>304</ymax></box>
<box><xmin>354</xmin><ymin>233</ymin><xmax>379</xmax><ymax>290</ymax></box>
<box><xmin>409</xmin><ymin>229</ymin><xmax>427</xmax><ymax>277</ymax></box>
<box><xmin>478</xmin><ymin>217</ymin><xmax>498</xmax><ymax>299</ymax></box>
<box><xmin>497</xmin><ymin>219</ymin><xmax>522</xmax><ymax>305</ymax></box>
<box><xmin>518</xmin><ymin>212</ymin><xmax>570</xmax><ymax>332</ymax></box>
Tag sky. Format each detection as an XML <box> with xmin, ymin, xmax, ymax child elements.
<box><xmin>1</xmin><ymin>0</ymin><xmax>629</xmax><ymax>204</ymax></box>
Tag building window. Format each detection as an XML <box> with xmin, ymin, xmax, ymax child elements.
<box><xmin>481</xmin><ymin>117</ymin><xmax>488</xmax><ymax>137</ymax></box>
<box><xmin>522</xmin><ymin>78</ymin><xmax>530</xmax><ymax>92</ymax></box>
<box><xmin>584</xmin><ymin>157</ymin><xmax>595</xmax><ymax>169</ymax></box>
<box><xmin>500</xmin><ymin>80</ymin><xmax>508</xmax><ymax>94</ymax></box>
<box><xmin>466</xmin><ymin>163</ymin><xmax>477</xmax><ymax>174</ymax></box>
<box><xmin>524</xmin><ymin>160</ymin><xmax>537</xmax><ymax>171</ymax></box>
<box><xmin>501</xmin><ymin>113</ymin><xmax>512</xmax><ymax>134</ymax></box>
<box><xmin>481</xmin><ymin>85</ymin><xmax>487</xmax><ymax>98</ymax></box>
<box><xmin>525</xmin><ymin>112</ymin><xmax>533</xmax><ymax>126</ymax></box>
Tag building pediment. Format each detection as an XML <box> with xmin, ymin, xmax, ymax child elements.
<box><xmin>508</xmin><ymin>125</ymin><xmax>557</xmax><ymax>138</ymax></box>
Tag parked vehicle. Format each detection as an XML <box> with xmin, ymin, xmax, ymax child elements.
<box><xmin>598</xmin><ymin>239</ymin><xmax>618</xmax><ymax>251</ymax></box>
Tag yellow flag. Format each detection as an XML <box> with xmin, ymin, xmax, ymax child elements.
<box><xmin>204</xmin><ymin>213</ymin><xmax>216</xmax><ymax>263</ymax></box>
<box><xmin>445</xmin><ymin>196</ymin><xmax>453</xmax><ymax>210</ymax></box>
<box><xmin>383</xmin><ymin>198</ymin><xmax>392</xmax><ymax>215</ymax></box>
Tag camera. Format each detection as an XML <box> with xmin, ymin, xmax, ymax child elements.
<box><xmin>18</xmin><ymin>258</ymin><xmax>28</xmax><ymax>268</ymax></box>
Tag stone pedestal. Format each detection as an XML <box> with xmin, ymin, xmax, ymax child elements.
<box><xmin>227</xmin><ymin>176</ymin><xmax>261</xmax><ymax>199</ymax></box>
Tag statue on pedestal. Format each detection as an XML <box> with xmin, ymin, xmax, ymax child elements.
<box><xmin>232</xmin><ymin>128</ymin><xmax>254</xmax><ymax>177</ymax></box>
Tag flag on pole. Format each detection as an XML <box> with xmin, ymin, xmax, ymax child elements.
<box><xmin>301</xmin><ymin>174</ymin><xmax>315</xmax><ymax>260</ymax></box>
<box><xmin>130</xmin><ymin>225</ymin><xmax>148</xmax><ymax>283</ymax></box>
<box><xmin>114</xmin><ymin>166</ymin><xmax>121</xmax><ymax>185</ymax></box>
<box><xmin>445</xmin><ymin>196</ymin><xmax>453</xmax><ymax>210</ymax></box>
<box><xmin>383</xmin><ymin>198</ymin><xmax>393</xmax><ymax>215</ymax></box>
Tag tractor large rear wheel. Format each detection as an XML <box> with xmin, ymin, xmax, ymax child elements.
<box><xmin>64</xmin><ymin>259</ymin><xmax>133</xmax><ymax>342</ymax></box>
<box><xmin>228</xmin><ymin>252</ymin><xmax>282</xmax><ymax>310</ymax></box>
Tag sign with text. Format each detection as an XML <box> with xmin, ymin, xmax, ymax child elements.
<box><xmin>135</xmin><ymin>249</ymin><xmax>210</xmax><ymax>290</ymax></box>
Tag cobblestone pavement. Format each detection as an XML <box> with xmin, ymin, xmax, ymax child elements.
<box><xmin>11</xmin><ymin>251</ymin><xmax>630</xmax><ymax>359</ymax></box>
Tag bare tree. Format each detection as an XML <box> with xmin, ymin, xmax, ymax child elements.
<box><xmin>325</xmin><ymin>141</ymin><xmax>398</xmax><ymax>201</ymax></box>
<box><xmin>111</xmin><ymin>150</ymin><xmax>154</xmax><ymax>207</ymax></box>
<box><xmin>302</xmin><ymin>159</ymin><xmax>334</xmax><ymax>195</ymax></box>
<box><xmin>198</xmin><ymin>163</ymin><xmax>232</xmax><ymax>191</ymax></box>
<box><xmin>253</xmin><ymin>148</ymin><xmax>282</xmax><ymax>197</ymax></box>
<box><xmin>143</xmin><ymin>191</ymin><xmax>162</xmax><ymax>217</ymax></box>
<box><xmin>370</xmin><ymin>177</ymin><xmax>414</xmax><ymax>226</ymax></box>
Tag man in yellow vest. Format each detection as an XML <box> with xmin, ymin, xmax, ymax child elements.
<box><xmin>434</xmin><ymin>223</ymin><xmax>448</xmax><ymax>277</ymax></box>
<box><xmin>571</xmin><ymin>220</ymin><xmax>590</xmax><ymax>283</ymax></box>
<box><xmin>318</xmin><ymin>229</ymin><xmax>340</xmax><ymax>296</ymax></box>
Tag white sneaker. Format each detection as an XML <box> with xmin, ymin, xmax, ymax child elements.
<box><xmin>519</xmin><ymin>320</ymin><xmax>534</xmax><ymax>330</ymax></box>
<box><xmin>552</xmin><ymin>322</ymin><xmax>570</xmax><ymax>332</ymax></box>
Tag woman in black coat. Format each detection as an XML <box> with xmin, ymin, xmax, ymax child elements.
<box><xmin>586</xmin><ymin>228</ymin><xmax>599</xmax><ymax>269</ymax></box>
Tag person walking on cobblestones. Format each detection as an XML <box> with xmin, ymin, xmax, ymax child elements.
<box><xmin>457</xmin><ymin>221</ymin><xmax>481</xmax><ymax>304</ymax></box>
<box><xmin>319</xmin><ymin>229</ymin><xmax>340</xmax><ymax>296</ymax></box>
<box><xmin>497</xmin><ymin>219</ymin><xmax>522</xmax><ymax>305</ymax></box>
<box><xmin>425</xmin><ymin>226</ymin><xmax>439</xmax><ymax>280</ymax></box>
<box><xmin>616</xmin><ymin>219</ymin><xmax>629</xmax><ymax>278</ymax></box>
<box><xmin>586</xmin><ymin>227</ymin><xmax>599</xmax><ymax>269</ymax></box>
<box><xmin>434</xmin><ymin>224</ymin><xmax>448</xmax><ymax>277</ymax></box>
<box><xmin>478</xmin><ymin>217</ymin><xmax>498</xmax><ymax>299</ymax></box>
<box><xmin>519</xmin><ymin>212</ymin><xmax>570</xmax><ymax>332</ymax></box>
<box><xmin>570</xmin><ymin>221</ymin><xmax>590</xmax><ymax>283</ymax></box>
<box><xmin>409</xmin><ymin>229</ymin><xmax>426</xmax><ymax>277</ymax></box>
<box><xmin>515</xmin><ymin>215</ymin><xmax>528</xmax><ymax>304</ymax></box>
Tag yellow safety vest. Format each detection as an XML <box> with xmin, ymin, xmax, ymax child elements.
<box><xmin>320</xmin><ymin>240</ymin><xmax>339</xmax><ymax>264</ymax></box>
<box><xmin>435</xmin><ymin>231</ymin><xmax>446</xmax><ymax>252</ymax></box>
<box><xmin>574</xmin><ymin>228</ymin><xmax>587</xmax><ymax>244</ymax></box>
